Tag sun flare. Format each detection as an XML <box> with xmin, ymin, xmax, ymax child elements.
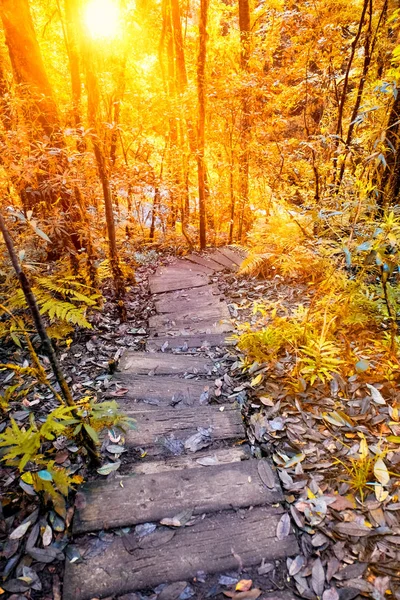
<box><xmin>84</xmin><ymin>0</ymin><xmax>120</xmax><ymax>39</ymax></box>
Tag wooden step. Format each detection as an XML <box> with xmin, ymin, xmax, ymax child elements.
<box><xmin>123</xmin><ymin>404</ymin><xmax>244</xmax><ymax>448</ymax></box>
<box><xmin>154</xmin><ymin>285</ymin><xmax>222</xmax><ymax>313</ymax></box>
<box><xmin>119</xmin><ymin>351</ymin><xmax>215</xmax><ymax>376</ymax></box>
<box><xmin>185</xmin><ymin>253</ymin><xmax>225</xmax><ymax>271</ymax></box>
<box><xmin>72</xmin><ymin>460</ymin><xmax>283</xmax><ymax>534</ymax></box>
<box><xmin>208</xmin><ymin>250</ymin><xmax>238</xmax><ymax>270</ymax></box>
<box><xmin>170</xmin><ymin>259</ymin><xmax>215</xmax><ymax>276</ymax></box>
<box><xmin>110</xmin><ymin>375</ymin><xmax>213</xmax><ymax>406</ymax></box>
<box><xmin>149</xmin><ymin>269</ymin><xmax>208</xmax><ymax>294</ymax></box>
<box><xmin>146</xmin><ymin>333</ymin><xmax>233</xmax><ymax>352</ymax></box>
<box><xmin>64</xmin><ymin>505</ymin><xmax>298</xmax><ymax>600</ymax></box>
<box><xmin>149</xmin><ymin>320</ymin><xmax>233</xmax><ymax>337</ymax></box>
<box><xmin>133</xmin><ymin>446</ymin><xmax>250</xmax><ymax>474</ymax></box>
<box><xmin>148</xmin><ymin>305</ymin><xmax>230</xmax><ymax>331</ymax></box>
<box><xmin>218</xmin><ymin>246</ymin><xmax>245</xmax><ymax>266</ymax></box>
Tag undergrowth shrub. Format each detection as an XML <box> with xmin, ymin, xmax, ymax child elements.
<box><xmin>236</xmin><ymin>205</ymin><xmax>400</xmax><ymax>386</ymax></box>
<box><xmin>0</xmin><ymin>271</ymin><xmax>102</xmax><ymax>343</ymax></box>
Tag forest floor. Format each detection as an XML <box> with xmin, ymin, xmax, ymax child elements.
<box><xmin>1</xmin><ymin>249</ymin><xmax>400</xmax><ymax>600</ymax></box>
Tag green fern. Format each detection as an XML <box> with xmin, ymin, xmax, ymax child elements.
<box><xmin>1</xmin><ymin>274</ymin><xmax>102</xmax><ymax>336</ymax></box>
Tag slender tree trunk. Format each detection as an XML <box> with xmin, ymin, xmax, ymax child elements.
<box><xmin>337</xmin><ymin>0</ymin><xmax>385</xmax><ymax>189</ymax></box>
<box><xmin>0</xmin><ymin>209</ymin><xmax>99</xmax><ymax>462</ymax></box>
<box><xmin>332</xmin><ymin>0</ymin><xmax>369</xmax><ymax>181</ymax></box>
<box><xmin>61</xmin><ymin>0</ymin><xmax>84</xmax><ymax>133</ymax></box>
<box><xmin>85</xmin><ymin>44</ymin><xmax>126</xmax><ymax>310</ymax></box>
<box><xmin>197</xmin><ymin>0</ymin><xmax>208</xmax><ymax>250</ymax></box>
<box><xmin>237</xmin><ymin>0</ymin><xmax>251</xmax><ymax>241</ymax></box>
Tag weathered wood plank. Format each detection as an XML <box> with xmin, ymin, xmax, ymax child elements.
<box><xmin>146</xmin><ymin>333</ymin><xmax>233</xmax><ymax>351</ymax></box>
<box><xmin>132</xmin><ymin>446</ymin><xmax>250</xmax><ymax>474</ymax></box>
<box><xmin>208</xmin><ymin>250</ymin><xmax>238</xmax><ymax>270</ymax></box>
<box><xmin>154</xmin><ymin>285</ymin><xmax>224</xmax><ymax>314</ymax></box>
<box><xmin>185</xmin><ymin>253</ymin><xmax>225</xmax><ymax>271</ymax></box>
<box><xmin>149</xmin><ymin>320</ymin><xmax>233</xmax><ymax>338</ymax></box>
<box><xmin>149</xmin><ymin>305</ymin><xmax>230</xmax><ymax>331</ymax></box>
<box><xmin>64</xmin><ymin>506</ymin><xmax>298</xmax><ymax>600</ymax></box>
<box><xmin>121</xmin><ymin>404</ymin><xmax>243</xmax><ymax>448</ymax></box>
<box><xmin>110</xmin><ymin>375</ymin><xmax>212</xmax><ymax>406</ymax></box>
<box><xmin>73</xmin><ymin>460</ymin><xmax>283</xmax><ymax>534</ymax></box>
<box><xmin>119</xmin><ymin>351</ymin><xmax>214</xmax><ymax>376</ymax></box>
<box><xmin>170</xmin><ymin>259</ymin><xmax>215</xmax><ymax>276</ymax></box>
<box><xmin>218</xmin><ymin>246</ymin><xmax>245</xmax><ymax>266</ymax></box>
<box><xmin>149</xmin><ymin>269</ymin><xmax>208</xmax><ymax>294</ymax></box>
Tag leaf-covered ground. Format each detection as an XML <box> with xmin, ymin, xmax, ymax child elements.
<box><xmin>0</xmin><ymin>255</ymin><xmax>156</xmax><ymax>598</ymax></box>
<box><xmin>3</xmin><ymin>252</ymin><xmax>400</xmax><ymax>600</ymax></box>
<box><xmin>217</xmin><ymin>266</ymin><xmax>400</xmax><ymax>600</ymax></box>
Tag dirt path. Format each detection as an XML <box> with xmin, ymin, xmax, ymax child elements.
<box><xmin>63</xmin><ymin>249</ymin><xmax>298</xmax><ymax>600</ymax></box>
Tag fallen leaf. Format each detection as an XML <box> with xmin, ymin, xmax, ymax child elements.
<box><xmin>311</xmin><ymin>557</ymin><xmax>325</xmax><ymax>597</ymax></box>
<box><xmin>329</xmin><ymin>495</ymin><xmax>356</xmax><ymax>511</ymax></box>
<box><xmin>9</xmin><ymin>521</ymin><xmax>31</xmax><ymax>540</ymax></box>
<box><xmin>235</xmin><ymin>580</ymin><xmax>252</xmax><ymax>592</ymax></box>
<box><xmin>276</xmin><ymin>513</ymin><xmax>291</xmax><ymax>540</ymax></box>
<box><xmin>97</xmin><ymin>461</ymin><xmax>121</xmax><ymax>475</ymax></box>
<box><xmin>160</xmin><ymin>509</ymin><xmax>193</xmax><ymax>528</ymax></box>
<box><xmin>289</xmin><ymin>554</ymin><xmax>306</xmax><ymax>576</ymax></box>
<box><xmin>333</xmin><ymin>522</ymin><xmax>371</xmax><ymax>537</ymax></box>
<box><xmin>374</xmin><ymin>458</ymin><xmax>390</xmax><ymax>486</ymax></box>
<box><xmin>42</xmin><ymin>524</ymin><xmax>52</xmax><ymax>547</ymax></box>
<box><xmin>257</xmin><ymin>460</ymin><xmax>276</xmax><ymax>489</ymax></box>
<box><xmin>365</xmin><ymin>384</ymin><xmax>385</xmax><ymax>405</ymax></box>
<box><xmin>322</xmin><ymin>588</ymin><xmax>339</xmax><ymax>600</ymax></box>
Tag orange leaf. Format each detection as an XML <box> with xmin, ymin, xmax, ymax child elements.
<box><xmin>236</xmin><ymin>580</ymin><xmax>252</xmax><ymax>592</ymax></box>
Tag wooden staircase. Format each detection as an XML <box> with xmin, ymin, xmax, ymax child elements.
<box><xmin>63</xmin><ymin>249</ymin><xmax>298</xmax><ymax>600</ymax></box>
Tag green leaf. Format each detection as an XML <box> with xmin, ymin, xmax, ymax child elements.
<box><xmin>73</xmin><ymin>423</ymin><xmax>82</xmax><ymax>435</ymax></box>
<box><xmin>83</xmin><ymin>423</ymin><xmax>99</xmax><ymax>444</ymax></box>
<box><xmin>38</xmin><ymin>470</ymin><xmax>53</xmax><ymax>481</ymax></box>
<box><xmin>355</xmin><ymin>359</ymin><xmax>370</xmax><ymax>373</ymax></box>
<box><xmin>97</xmin><ymin>461</ymin><xmax>121</xmax><ymax>476</ymax></box>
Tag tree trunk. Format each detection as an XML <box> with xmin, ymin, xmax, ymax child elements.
<box><xmin>337</xmin><ymin>0</ymin><xmax>386</xmax><ymax>190</ymax></box>
<box><xmin>197</xmin><ymin>0</ymin><xmax>208</xmax><ymax>250</ymax></box>
<box><xmin>85</xmin><ymin>43</ymin><xmax>126</xmax><ymax>309</ymax></box>
<box><xmin>237</xmin><ymin>0</ymin><xmax>251</xmax><ymax>242</ymax></box>
<box><xmin>332</xmin><ymin>0</ymin><xmax>369</xmax><ymax>181</ymax></box>
<box><xmin>0</xmin><ymin>0</ymin><xmax>59</xmax><ymax>139</ymax></box>
<box><xmin>379</xmin><ymin>88</ymin><xmax>400</xmax><ymax>207</ymax></box>
<box><xmin>62</xmin><ymin>0</ymin><xmax>85</xmax><ymax>141</ymax></box>
<box><xmin>0</xmin><ymin>0</ymin><xmax>83</xmax><ymax>257</ymax></box>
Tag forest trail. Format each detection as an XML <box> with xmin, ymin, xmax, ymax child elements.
<box><xmin>63</xmin><ymin>249</ymin><xmax>298</xmax><ymax>600</ymax></box>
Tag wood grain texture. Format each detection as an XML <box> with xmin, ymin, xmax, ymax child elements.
<box><xmin>149</xmin><ymin>269</ymin><xmax>208</xmax><ymax>294</ymax></box>
<box><xmin>208</xmin><ymin>250</ymin><xmax>238</xmax><ymax>270</ymax></box>
<box><xmin>218</xmin><ymin>246</ymin><xmax>245</xmax><ymax>266</ymax></box>
<box><xmin>132</xmin><ymin>446</ymin><xmax>250</xmax><ymax>474</ymax></box>
<box><xmin>110</xmin><ymin>374</ymin><xmax>212</xmax><ymax>406</ymax></box>
<box><xmin>118</xmin><ymin>351</ymin><xmax>214</xmax><ymax>375</ymax></box>
<box><xmin>149</xmin><ymin>320</ymin><xmax>233</xmax><ymax>337</ymax></box>
<box><xmin>154</xmin><ymin>285</ymin><xmax>222</xmax><ymax>313</ymax></box>
<box><xmin>148</xmin><ymin>304</ymin><xmax>231</xmax><ymax>331</ymax></box>
<box><xmin>146</xmin><ymin>333</ymin><xmax>233</xmax><ymax>351</ymax></box>
<box><xmin>122</xmin><ymin>404</ymin><xmax>244</xmax><ymax>448</ymax></box>
<box><xmin>171</xmin><ymin>259</ymin><xmax>215</xmax><ymax>275</ymax></box>
<box><xmin>185</xmin><ymin>253</ymin><xmax>225</xmax><ymax>271</ymax></box>
<box><xmin>65</xmin><ymin>506</ymin><xmax>298</xmax><ymax>600</ymax></box>
<box><xmin>72</xmin><ymin>460</ymin><xmax>283</xmax><ymax>534</ymax></box>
